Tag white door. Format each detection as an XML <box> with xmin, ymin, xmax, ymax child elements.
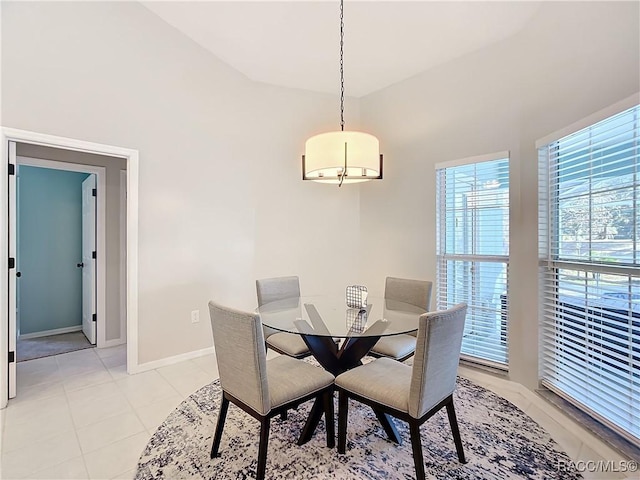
<box><xmin>8</xmin><ymin>142</ymin><xmax>17</xmax><ymax>398</ymax></box>
<box><xmin>82</xmin><ymin>175</ymin><xmax>97</xmax><ymax>344</ymax></box>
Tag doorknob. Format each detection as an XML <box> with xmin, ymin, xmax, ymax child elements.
<box><xmin>16</xmin><ymin>272</ymin><xmax>21</xmax><ymax>278</ymax></box>
<box><xmin>77</xmin><ymin>262</ymin><xmax>84</xmax><ymax>268</ymax></box>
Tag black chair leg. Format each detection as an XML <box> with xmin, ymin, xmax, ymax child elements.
<box><xmin>256</xmin><ymin>418</ymin><xmax>270</xmax><ymax>480</ymax></box>
<box><xmin>323</xmin><ymin>390</ymin><xmax>335</xmax><ymax>448</ymax></box>
<box><xmin>337</xmin><ymin>390</ymin><xmax>348</xmax><ymax>454</ymax></box>
<box><xmin>446</xmin><ymin>399</ymin><xmax>466</xmax><ymax>463</ymax></box>
<box><xmin>409</xmin><ymin>420</ymin><xmax>426</xmax><ymax>480</ymax></box>
<box><xmin>211</xmin><ymin>395</ymin><xmax>230</xmax><ymax>458</ymax></box>
<box><xmin>280</xmin><ymin>410</ymin><xmax>288</xmax><ymax>421</ymax></box>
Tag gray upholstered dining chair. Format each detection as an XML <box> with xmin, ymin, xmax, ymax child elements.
<box><xmin>256</xmin><ymin>275</ymin><xmax>311</xmax><ymax>359</ymax></box>
<box><xmin>208</xmin><ymin>300</ymin><xmax>335</xmax><ymax>480</ymax></box>
<box><xmin>368</xmin><ymin>276</ymin><xmax>433</xmax><ymax>362</ymax></box>
<box><xmin>336</xmin><ymin>303</ymin><xmax>468</xmax><ymax>480</ymax></box>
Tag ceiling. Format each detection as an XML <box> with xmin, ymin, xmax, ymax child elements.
<box><xmin>142</xmin><ymin>1</ymin><xmax>542</xmax><ymax>98</ymax></box>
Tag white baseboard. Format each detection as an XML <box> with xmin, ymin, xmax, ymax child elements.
<box><xmin>19</xmin><ymin>325</ymin><xmax>82</xmax><ymax>340</ymax></box>
<box><xmin>129</xmin><ymin>346</ymin><xmax>215</xmax><ymax>374</ymax></box>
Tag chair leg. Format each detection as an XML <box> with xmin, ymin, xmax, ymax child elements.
<box><xmin>337</xmin><ymin>390</ymin><xmax>348</xmax><ymax>454</ymax></box>
<box><xmin>210</xmin><ymin>395</ymin><xmax>230</xmax><ymax>458</ymax></box>
<box><xmin>280</xmin><ymin>410</ymin><xmax>288</xmax><ymax>421</ymax></box>
<box><xmin>256</xmin><ymin>418</ymin><xmax>270</xmax><ymax>480</ymax></box>
<box><xmin>323</xmin><ymin>390</ymin><xmax>335</xmax><ymax>448</ymax></box>
<box><xmin>446</xmin><ymin>399</ymin><xmax>466</xmax><ymax>463</ymax></box>
<box><xmin>409</xmin><ymin>420</ymin><xmax>426</xmax><ymax>480</ymax></box>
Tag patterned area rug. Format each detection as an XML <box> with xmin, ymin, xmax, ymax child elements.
<box><xmin>135</xmin><ymin>375</ymin><xmax>582</xmax><ymax>479</ymax></box>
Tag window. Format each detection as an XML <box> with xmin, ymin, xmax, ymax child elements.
<box><xmin>436</xmin><ymin>153</ymin><xmax>510</xmax><ymax>368</ymax></box>
<box><xmin>539</xmin><ymin>104</ymin><xmax>640</xmax><ymax>444</ymax></box>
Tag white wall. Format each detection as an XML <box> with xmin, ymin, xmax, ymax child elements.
<box><xmin>1</xmin><ymin>1</ymin><xmax>364</xmax><ymax>364</ymax></box>
<box><xmin>358</xmin><ymin>1</ymin><xmax>640</xmax><ymax>389</ymax></box>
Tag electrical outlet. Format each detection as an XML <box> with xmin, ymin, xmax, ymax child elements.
<box><xmin>191</xmin><ymin>310</ymin><xmax>200</xmax><ymax>324</ymax></box>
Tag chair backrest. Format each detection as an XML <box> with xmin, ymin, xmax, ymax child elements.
<box><xmin>408</xmin><ymin>303</ymin><xmax>467</xmax><ymax>419</ymax></box>
<box><xmin>256</xmin><ymin>276</ymin><xmax>301</xmax><ymax>307</ymax></box>
<box><xmin>385</xmin><ymin>277</ymin><xmax>432</xmax><ymax>310</ymax></box>
<box><xmin>208</xmin><ymin>300</ymin><xmax>271</xmax><ymax>416</ymax></box>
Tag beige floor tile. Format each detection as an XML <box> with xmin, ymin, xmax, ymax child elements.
<box><xmin>525</xmin><ymin>403</ymin><xmax>583</xmax><ymax>460</ymax></box>
<box><xmin>12</xmin><ymin>380</ymin><xmax>66</xmax><ymax>405</ymax></box>
<box><xmin>108</xmin><ymin>364</ymin><xmax>130</xmax><ymax>381</ymax></box>
<box><xmin>83</xmin><ymin>432</ymin><xmax>149</xmax><ymax>480</ymax></box>
<box><xmin>112</xmin><ymin>468</ymin><xmax>136</xmax><ymax>480</ymax></box>
<box><xmin>63</xmin><ymin>368</ymin><xmax>114</xmax><ymax>393</ymax></box>
<box><xmin>134</xmin><ymin>394</ymin><xmax>183</xmax><ymax>433</ymax></box>
<box><xmin>28</xmin><ymin>455</ymin><xmax>89</xmax><ymax>480</ymax></box>
<box><xmin>56</xmin><ymin>357</ymin><xmax>107</xmax><ymax>379</ymax></box>
<box><xmin>3</xmin><ymin>394</ymin><xmax>70</xmax><ymax>427</ymax></box>
<box><xmin>190</xmin><ymin>354</ymin><xmax>219</xmax><ymax>377</ymax></box>
<box><xmin>2</xmin><ymin>407</ymin><xmax>75</xmax><ymax>453</ymax></box>
<box><xmin>55</xmin><ymin>348</ymin><xmax>99</xmax><ymax>364</ymax></box>
<box><xmin>101</xmin><ymin>352</ymin><xmax>127</xmax><ymax>370</ymax></box>
<box><xmin>67</xmin><ymin>382</ymin><xmax>134</xmax><ymax>428</ymax></box>
<box><xmin>15</xmin><ymin>366</ymin><xmax>62</xmax><ymax>390</ymax></box>
<box><xmin>0</xmin><ymin>430</ymin><xmax>81</xmax><ymax>479</ymax></box>
<box><xmin>156</xmin><ymin>361</ymin><xmax>213</xmax><ymax>398</ymax></box>
<box><xmin>15</xmin><ymin>356</ymin><xmax>58</xmax><ymax>376</ymax></box>
<box><xmin>576</xmin><ymin>443</ymin><xmax>629</xmax><ymax>480</ymax></box>
<box><xmin>76</xmin><ymin>411</ymin><xmax>146</xmax><ymax>454</ymax></box>
<box><xmin>66</xmin><ymin>380</ymin><xmax>125</xmax><ymax>406</ymax></box>
<box><xmin>115</xmin><ymin>370</ymin><xmax>180</xmax><ymax>409</ymax></box>
<box><xmin>95</xmin><ymin>344</ymin><xmax>126</xmax><ymax>359</ymax></box>
<box><xmin>70</xmin><ymin>391</ymin><xmax>134</xmax><ymax>429</ymax></box>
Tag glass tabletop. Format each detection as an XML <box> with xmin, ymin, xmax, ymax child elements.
<box><xmin>257</xmin><ymin>295</ymin><xmax>426</xmax><ymax>338</ymax></box>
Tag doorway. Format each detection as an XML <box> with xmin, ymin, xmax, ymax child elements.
<box><xmin>1</xmin><ymin>127</ymin><xmax>140</xmax><ymax>408</ymax></box>
<box><xmin>15</xmin><ymin>159</ymin><xmax>102</xmax><ymax>361</ymax></box>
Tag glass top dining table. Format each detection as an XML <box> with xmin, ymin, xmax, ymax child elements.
<box><xmin>257</xmin><ymin>295</ymin><xmax>426</xmax><ymax>339</ymax></box>
<box><xmin>258</xmin><ymin>295</ymin><xmax>427</xmax><ymax>446</ymax></box>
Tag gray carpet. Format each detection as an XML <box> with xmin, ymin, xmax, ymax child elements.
<box><xmin>17</xmin><ymin>331</ymin><xmax>93</xmax><ymax>362</ymax></box>
<box><xmin>136</xmin><ymin>373</ymin><xmax>583</xmax><ymax>479</ymax></box>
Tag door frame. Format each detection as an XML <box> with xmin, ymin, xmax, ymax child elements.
<box><xmin>1</xmin><ymin>127</ymin><xmax>139</xmax><ymax>409</ymax></box>
<box><xmin>17</xmin><ymin>157</ymin><xmax>106</xmax><ymax>347</ymax></box>
<box><xmin>119</xmin><ymin>170</ymin><xmax>127</xmax><ymax>348</ymax></box>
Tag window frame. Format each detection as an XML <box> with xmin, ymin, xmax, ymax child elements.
<box><xmin>436</xmin><ymin>151</ymin><xmax>511</xmax><ymax>370</ymax></box>
<box><xmin>537</xmin><ymin>95</ymin><xmax>640</xmax><ymax>445</ymax></box>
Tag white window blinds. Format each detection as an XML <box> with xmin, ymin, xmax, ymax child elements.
<box><xmin>436</xmin><ymin>154</ymin><xmax>510</xmax><ymax>368</ymax></box>
<box><xmin>538</xmin><ymin>104</ymin><xmax>640</xmax><ymax>444</ymax></box>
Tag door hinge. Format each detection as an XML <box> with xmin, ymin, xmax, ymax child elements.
<box><xmin>92</xmin><ymin>188</ymin><xmax>97</xmax><ymax>197</ymax></box>
<box><xmin>92</xmin><ymin>251</ymin><xmax>97</xmax><ymax>259</ymax></box>
<box><xmin>8</xmin><ymin>163</ymin><xmax>15</xmax><ymax>175</ymax></box>
<box><xmin>8</xmin><ymin>257</ymin><xmax>15</xmax><ymax>269</ymax></box>
<box><xmin>92</xmin><ymin>313</ymin><xmax>97</xmax><ymax>322</ymax></box>
<box><xmin>8</xmin><ymin>351</ymin><xmax>15</xmax><ymax>363</ymax></box>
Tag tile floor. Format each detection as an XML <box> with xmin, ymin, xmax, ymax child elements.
<box><xmin>0</xmin><ymin>345</ymin><xmax>635</xmax><ymax>479</ymax></box>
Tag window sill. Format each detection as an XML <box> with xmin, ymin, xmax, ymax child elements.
<box><xmin>536</xmin><ymin>387</ymin><xmax>640</xmax><ymax>463</ymax></box>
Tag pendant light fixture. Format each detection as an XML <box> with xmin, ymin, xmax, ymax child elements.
<box><xmin>302</xmin><ymin>0</ymin><xmax>383</xmax><ymax>187</ymax></box>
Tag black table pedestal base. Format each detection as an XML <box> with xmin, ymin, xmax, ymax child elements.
<box><xmin>297</xmin><ymin>334</ymin><xmax>402</xmax><ymax>445</ymax></box>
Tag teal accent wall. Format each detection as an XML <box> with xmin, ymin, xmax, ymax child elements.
<box><xmin>17</xmin><ymin>166</ymin><xmax>90</xmax><ymax>335</ymax></box>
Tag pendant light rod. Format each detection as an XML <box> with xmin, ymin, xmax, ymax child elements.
<box><xmin>340</xmin><ymin>0</ymin><xmax>345</xmax><ymax>132</ymax></box>
<box><xmin>337</xmin><ymin>0</ymin><xmax>346</xmax><ymax>187</ymax></box>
